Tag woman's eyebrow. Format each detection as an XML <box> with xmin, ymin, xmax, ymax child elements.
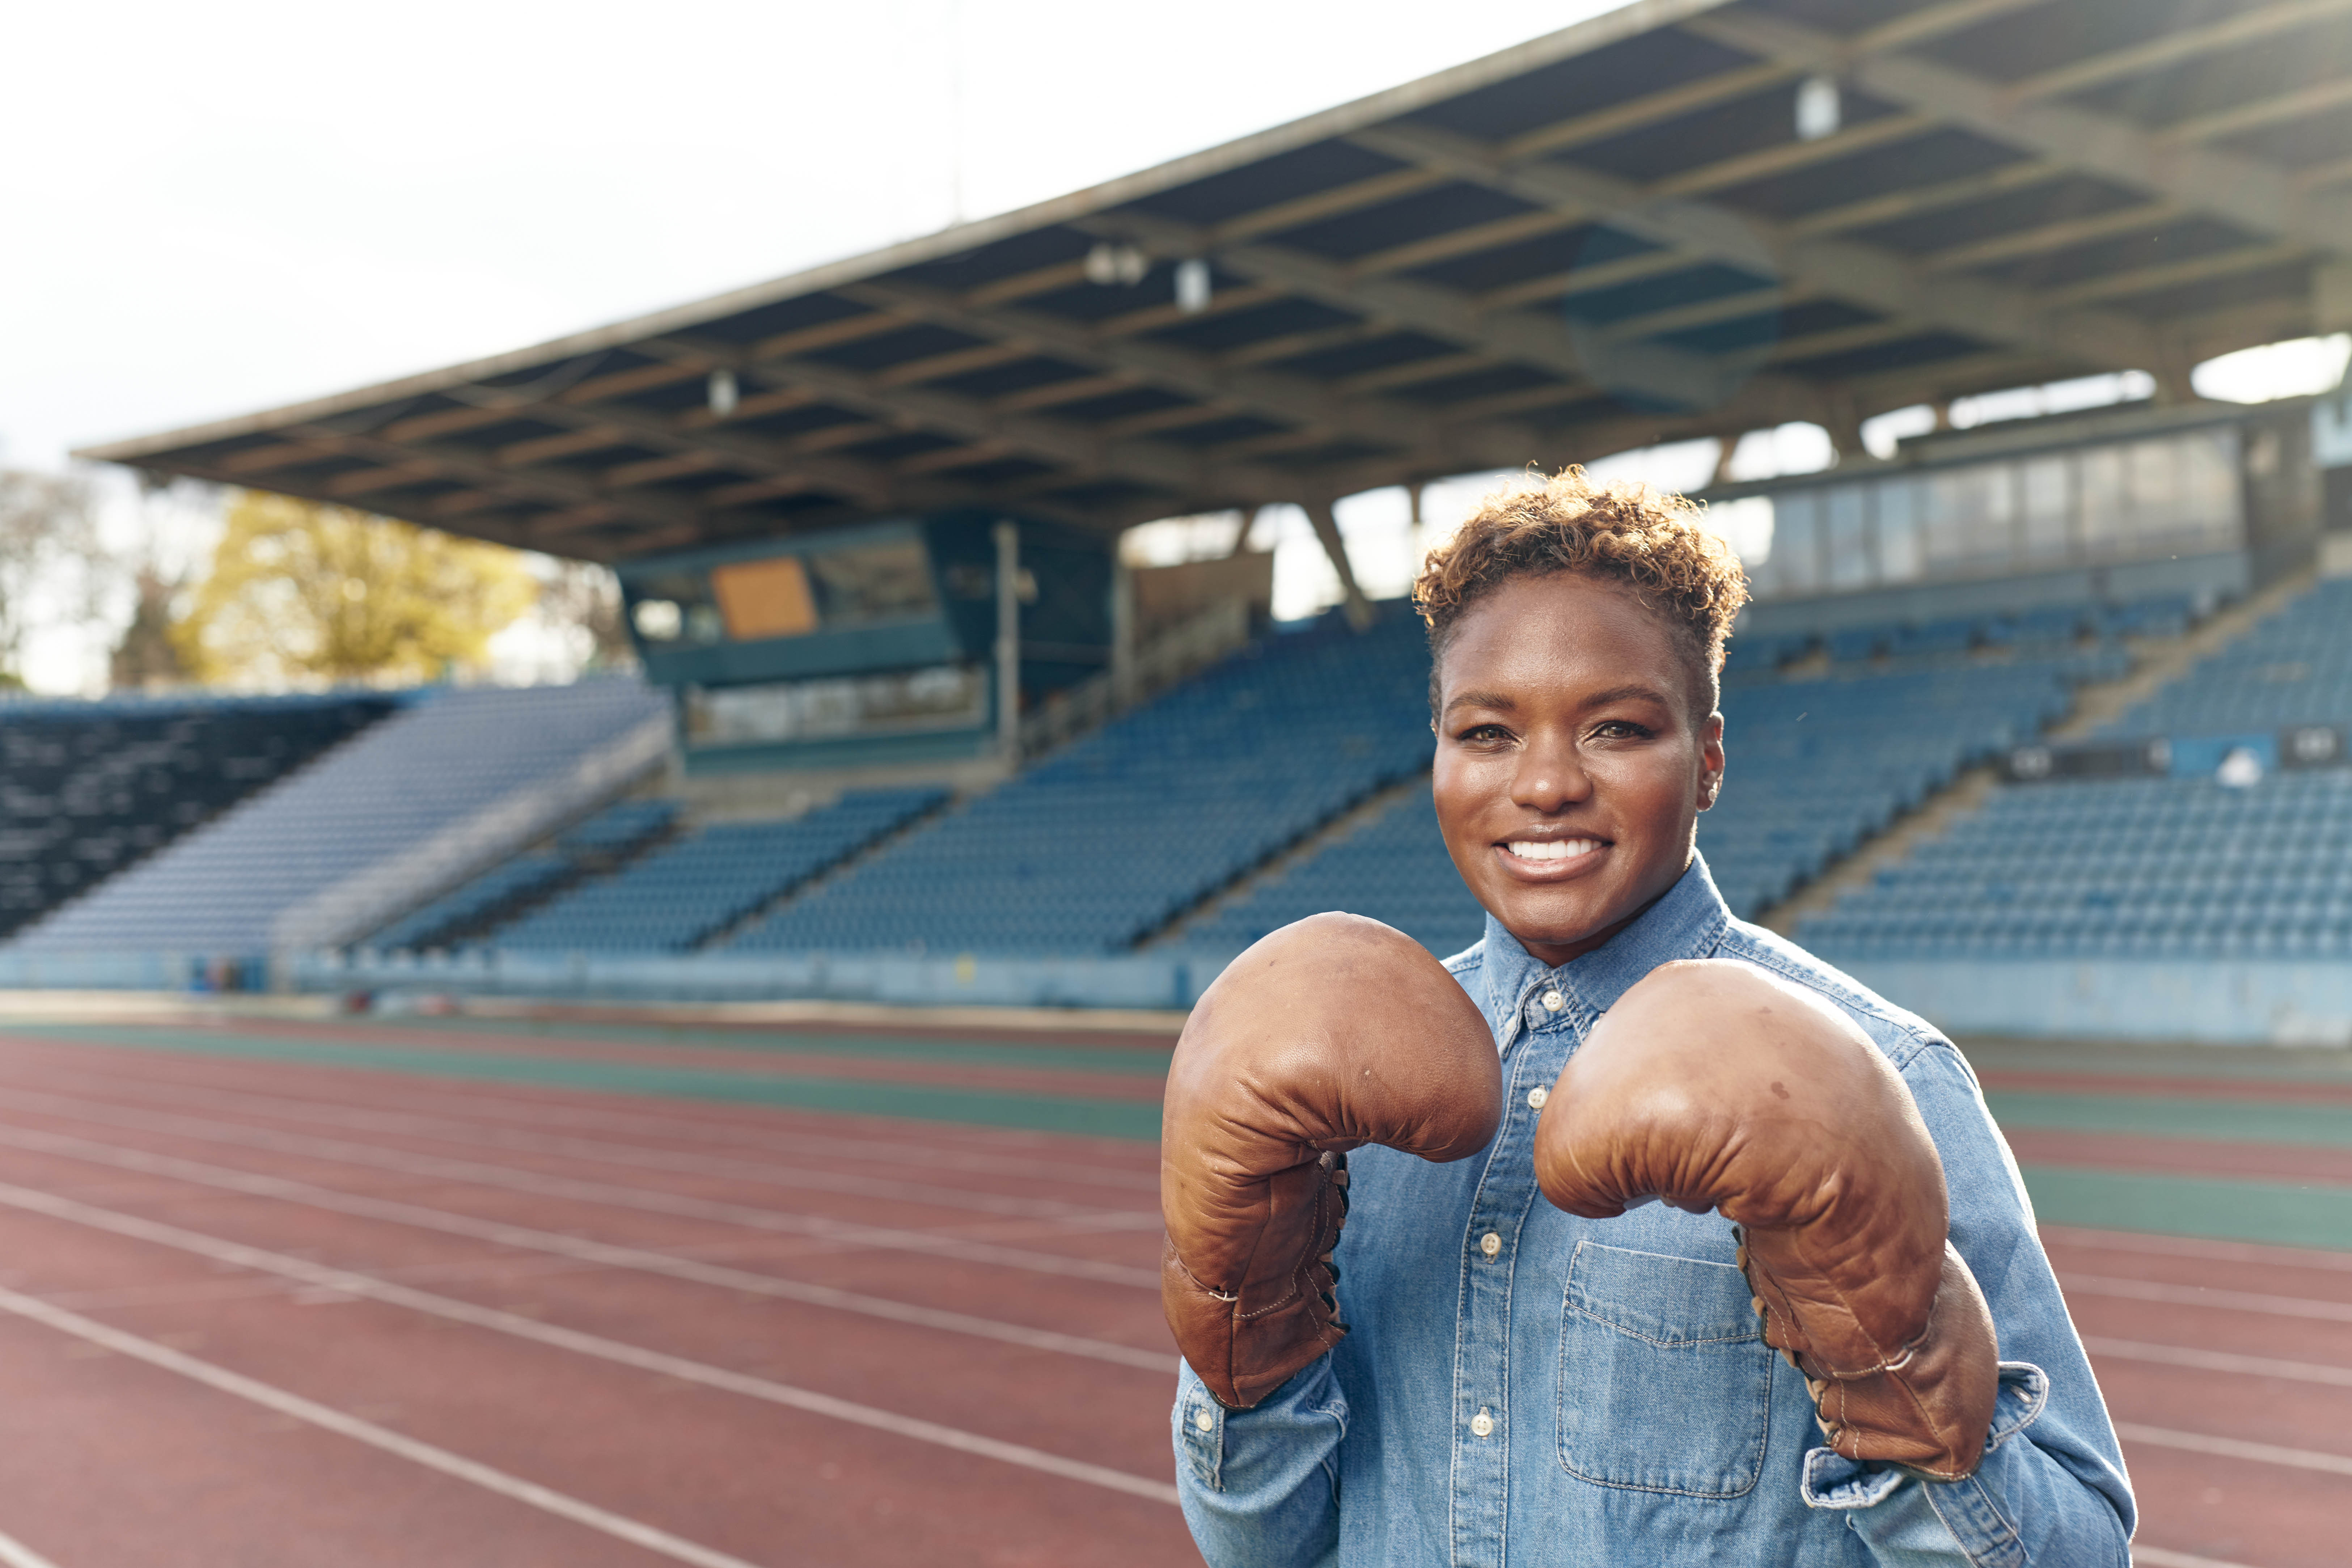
<box><xmin>1441</xmin><ymin>690</ymin><xmax>1517</xmax><ymax>717</ymax></box>
<box><xmin>1582</xmin><ymin>682</ymin><xmax>1672</xmax><ymax>707</ymax></box>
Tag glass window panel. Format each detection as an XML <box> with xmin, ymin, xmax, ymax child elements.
<box><xmin>1773</xmin><ymin>491</ymin><xmax>1823</xmax><ymax>594</ymax></box>
<box><xmin>1877</xmin><ymin>478</ymin><xmax>1922</xmax><ymax>582</ymax></box>
<box><xmin>685</xmin><ymin>664</ymin><xmax>988</xmax><ymax>747</ymax></box>
<box><xmin>2019</xmin><ymin>455</ymin><xmax>2072</xmax><ymax>562</ymax></box>
<box><xmin>2175</xmin><ymin>429</ymin><xmax>2243</xmax><ymax>549</ymax></box>
<box><xmin>2125</xmin><ymin>440</ymin><xmax>2179</xmax><ymax>540</ymax></box>
<box><xmin>2079</xmin><ymin>445</ymin><xmax>2126</xmax><ymax>551</ymax></box>
<box><xmin>626</xmin><ymin>569</ymin><xmax>723</xmax><ymax>645</ymax></box>
<box><xmin>805</xmin><ymin>540</ymin><xmax>939</xmax><ymax>625</ymax></box>
<box><xmin>1825</xmin><ymin>485</ymin><xmax>1873</xmax><ymax>588</ymax></box>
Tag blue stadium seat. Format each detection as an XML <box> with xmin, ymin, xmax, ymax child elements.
<box><xmin>500</xmin><ymin>787</ymin><xmax>944</xmax><ymax>952</ymax></box>
<box><xmin>740</xmin><ymin>606</ymin><xmax>1436</xmax><ymax>955</ymax></box>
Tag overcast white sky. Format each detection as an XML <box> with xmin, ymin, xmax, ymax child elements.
<box><xmin>2</xmin><ymin>0</ymin><xmax>1620</xmax><ymax>471</ymax></box>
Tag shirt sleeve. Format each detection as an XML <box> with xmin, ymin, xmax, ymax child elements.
<box><xmin>1814</xmin><ymin>1037</ymin><xmax>2136</xmax><ymax>1568</ymax></box>
<box><xmin>1173</xmin><ymin>1354</ymin><xmax>1346</xmax><ymax>1568</ymax></box>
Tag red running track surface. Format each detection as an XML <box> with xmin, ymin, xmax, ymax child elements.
<box><xmin>0</xmin><ymin>1020</ymin><xmax>2339</xmax><ymax>1568</ymax></box>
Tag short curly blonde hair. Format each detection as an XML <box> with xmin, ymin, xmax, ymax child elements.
<box><xmin>1413</xmin><ymin>468</ymin><xmax>1749</xmax><ymax>717</ymax></box>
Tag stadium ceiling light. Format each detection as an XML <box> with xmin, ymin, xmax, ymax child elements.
<box><xmin>1795</xmin><ymin>75</ymin><xmax>1841</xmax><ymax>142</ymax></box>
<box><xmin>1084</xmin><ymin>241</ymin><xmax>1147</xmax><ymax>287</ymax></box>
<box><xmin>706</xmin><ymin>368</ymin><xmax>739</xmax><ymax>419</ymax></box>
<box><xmin>1175</xmin><ymin>258</ymin><xmax>1213</xmax><ymax>315</ymax></box>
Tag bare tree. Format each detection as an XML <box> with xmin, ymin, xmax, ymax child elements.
<box><xmin>0</xmin><ymin>467</ymin><xmax>103</xmax><ymax>688</ymax></box>
<box><xmin>537</xmin><ymin>558</ymin><xmax>637</xmax><ymax>671</ymax></box>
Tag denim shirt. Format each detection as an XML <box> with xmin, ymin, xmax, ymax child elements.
<box><xmin>1173</xmin><ymin>854</ymin><xmax>2135</xmax><ymax>1568</ymax></box>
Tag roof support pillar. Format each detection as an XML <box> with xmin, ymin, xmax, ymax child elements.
<box><xmin>1305</xmin><ymin>495</ymin><xmax>1375</xmax><ymax>631</ymax></box>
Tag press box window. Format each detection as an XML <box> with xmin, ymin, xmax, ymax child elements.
<box><xmin>684</xmin><ymin>666</ymin><xmax>988</xmax><ymax>747</ymax></box>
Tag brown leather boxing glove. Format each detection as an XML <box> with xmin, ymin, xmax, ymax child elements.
<box><xmin>1532</xmin><ymin>959</ymin><xmax>1998</xmax><ymax>1479</ymax></box>
<box><xmin>1162</xmin><ymin>913</ymin><xmax>1502</xmax><ymax>1409</ymax></box>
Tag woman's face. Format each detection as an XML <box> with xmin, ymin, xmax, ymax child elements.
<box><xmin>1430</xmin><ymin>572</ymin><xmax>1725</xmax><ymax>968</ymax></box>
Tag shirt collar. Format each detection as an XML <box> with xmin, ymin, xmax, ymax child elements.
<box><xmin>1477</xmin><ymin>851</ymin><xmax>1731</xmax><ymax>1030</ymax></box>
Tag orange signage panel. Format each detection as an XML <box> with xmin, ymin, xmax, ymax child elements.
<box><xmin>710</xmin><ymin>556</ymin><xmax>819</xmax><ymax>641</ymax></box>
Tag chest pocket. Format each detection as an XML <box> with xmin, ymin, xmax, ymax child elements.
<box><xmin>1556</xmin><ymin>1239</ymin><xmax>1775</xmax><ymax>1498</ymax></box>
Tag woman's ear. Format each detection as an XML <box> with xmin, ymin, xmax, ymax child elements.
<box><xmin>1697</xmin><ymin>712</ymin><xmax>1726</xmax><ymax>811</ymax></box>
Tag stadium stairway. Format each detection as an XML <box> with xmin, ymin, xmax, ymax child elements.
<box><xmin>1760</xmin><ymin>573</ymin><xmax>2310</xmax><ymax>936</ymax></box>
<box><xmin>5</xmin><ymin>679</ymin><xmax>670</xmax><ymax>960</ymax></box>
<box><xmin>1789</xmin><ymin>571</ymin><xmax>2352</xmax><ymax>1037</ymax></box>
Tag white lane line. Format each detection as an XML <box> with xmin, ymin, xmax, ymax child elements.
<box><xmin>0</xmin><ymin>1180</ymin><xmax>1183</xmax><ymax>1507</ymax></box>
<box><xmin>2117</xmin><ymin>1422</ymin><xmax>2352</xmax><ymax>1479</ymax></box>
<box><xmin>2063</xmin><ymin>1274</ymin><xmax>2352</xmax><ymax>1323</ymax></box>
<box><xmin>0</xmin><ymin>1282</ymin><xmax>767</xmax><ymax>1568</ymax></box>
<box><xmin>2045</xmin><ymin>1225</ymin><xmax>2352</xmax><ymax>1274</ymax></box>
<box><xmin>2085</xmin><ymin>1335</ymin><xmax>2352</xmax><ymax>1388</ymax></box>
<box><xmin>0</xmin><ymin>1103</ymin><xmax>1158</xmax><ymax>1290</ymax></box>
<box><xmin>2132</xmin><ymin>1547</ymin><xmax>2265</xmax><ymax>1568</ymax></box>
<box><xmin>0</xmin><ymin>1529</ymin><xmax>62</xmax><ymax>1568</ymax></box>
<box><xmin>0</xmin><ymin>1082</ymin><xmax>1149</xmax><ymax>1227</ymax></box>
<box><xmin>0</xmin><ymin>1121</ymin><xmax>1175</xmax><ymax>1373</ymax></box>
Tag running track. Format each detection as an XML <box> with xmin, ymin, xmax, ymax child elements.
<box><xmin>0</xmin><ymin>1011</ymin><xmax>2338</xmax><ymax>1568</ymax></box>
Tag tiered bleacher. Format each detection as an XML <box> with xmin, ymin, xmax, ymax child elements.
<box><xmin>1181</xmin><ymin>783</ymin><xmax>1484</xmax><ymax>958</ymax></box>
<box><xmin>0</xmin><ymin>694</ymin><xmax>389</xmax><ymax>940</ymax></box>
<box><xmin>367</xmin><ymin>798</ymin><xmax>685</xmax><ymax>954</ymax></box>
<box><xmin>500</xmin><ymin>788</ymin><xmax>944</xmax><ymax>953</ymax></box>
<box><xmin>1174</xmin><ymin>601</ymin><xmax>2137</xmax><ymax>955</ymax></box>
<box><xmin>5</xmin><ymin>679</ymin><xmax>668</xmax><ymax>956</ymax></box>
<box><xmin>1804</xmin><ymin>579</ymin><xmax>2352</xmax><ymax>964</ymax></box>
<box><xmin>735</xmin><ymin>608</ymin><xmax>1435</xmax><ymax>955</ymax></box>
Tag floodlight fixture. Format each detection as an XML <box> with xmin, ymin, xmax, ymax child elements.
<box><xmin>1795</xmin><ymin>75</ymin><xmax>1841</xmax><ymax>142</ymax></box>
<box><xmin>1175</xmin><ymin>258</ymin><xmax>1212</xmax><ymax>314</ymax></box>
<box><xmin>707</xmin><ymin>368</ymin><xmax>740</xmax><ymax>418</ymax></box>
<box><xmin>1085</xmin><ymin>242</ymin><xmax>1148</xmax><ymax>286</ymax></box>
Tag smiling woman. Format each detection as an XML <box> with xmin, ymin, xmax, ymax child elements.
<box><xmin>1414</xmin><ymin>470</ymin><xmax>1744</xmax><ymax>965</ymax></box>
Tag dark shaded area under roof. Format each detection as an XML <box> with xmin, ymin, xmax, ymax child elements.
<box><xmin>80</xmin><ymin>0</ymin><xmax>2352</xmax><ymax>563</ymax></box>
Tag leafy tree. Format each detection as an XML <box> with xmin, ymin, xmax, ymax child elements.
<box><xmin>172</xmin><ymin>491</ymin><xmax>538</xmax><ymax>686</ymax></box>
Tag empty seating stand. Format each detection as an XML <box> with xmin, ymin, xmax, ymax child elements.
<box><xmin>500</xmin><ymin>788</ymin><xmax>944</xmax><ymax>953</ymax></box>
<box><xmin>1178</xmin><ymin>637</ymin><xmax>2104</xmax><ymax>956</ymax></box>
<box><xmin>6</xmin><ymin>679</ymin><xmax>668</xmax><ymax>956</ymax></box>
<box><xmin>1181</xmin><ymin>783</ymin><xmax>1484</xmax><ymax>958</ymax></box>
<box><xmin>1803</xmin><ymin>580</ymin><xmax>2352</xmax><ymax>964</ymax></box>
<box><xmin>0</xmin><ymin>693</ymin><xmax>390</xmax><ymax>940</ymax></box>
<box><xmin>745</xmin><ymin>605</ymin><xmax>1436</xmax><ymax>955</ymax></box>
<box><xmin>1802</xmin><ymin>771</ymin><xmax>2352</xmax><ymax>962</ymax></box>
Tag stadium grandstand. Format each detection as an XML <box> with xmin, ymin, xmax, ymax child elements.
<box><xmin>28</xmin><ymin>0</ymin><xmax>2352</xmax><ymax>1047</ymax></box>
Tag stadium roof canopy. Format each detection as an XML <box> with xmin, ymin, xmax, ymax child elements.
<box><xmin>83</xmin><ymin>0</ymin><xmax>2352</xmax><ymax>568</ymax></box>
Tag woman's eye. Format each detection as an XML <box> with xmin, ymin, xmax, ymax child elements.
<box><xmin>1592</xmin><ymin>720</ymin><xmax>1654</xmax><ymax>740</ymax></box>
<box><xmin>1456</xmin><ymin>723</ymin><xmax>1512</xmax><ymax>743</ymax></box>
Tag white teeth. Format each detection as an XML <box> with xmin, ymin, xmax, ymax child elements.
<box><xmin>1506</xmin><ymin>839</ymin><xmax>1599</xmax><ymax>862</ymax></box>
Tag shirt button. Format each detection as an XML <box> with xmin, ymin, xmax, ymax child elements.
<box><xmin>1193</xmin><ymin>1409</ymin><xmax>1214</xmax><ymax>1433</ymax></box>
<box><xmin>1541</xmin><ymin>990</ymin><xmax>1565</xmax><ymax>1012</ymax></box>
<box><xmin>1470</xmin><ymin>1408</ymin><xmax>1496</xmax><ymax>1438</ymax></box>
<box><xmin>1526</xmin><ymin>1085</ymin><xmax>1549</xmax><ymax>1110</ymax></box>
<box><xmin>1479</xmin><ymin>1231</ymin><xmax>1502</xmax><ymax>1258</ymax></box>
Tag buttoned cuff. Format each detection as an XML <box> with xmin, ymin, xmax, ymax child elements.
<box><xmin>1798</xmin><ymin>1360</ymin><xmax>2049</xmax><ymax>1510</ymax></box>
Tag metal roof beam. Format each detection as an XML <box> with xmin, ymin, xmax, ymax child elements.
<box><xmin>1083</xmin><ymin>209</ymin><xmax>1825</xmax><ymax>421</ymax></box>
<box><xmin>644</xmin><ymin>331</ymin><xmax>1311</xmax><ymax>508</ymax></box>
<box><xmin>842</xmin><ymin>277</ymin><xmax>1558</xmax><ymax>475</ymax></box>
<box><xmin>1347</xmin><ymin>118</ymin><xmax>2158</xmax><ymax>374</ymax></box>
<box><xmin>1686</xmin><ymin>9</ymin><xmax>2352</xmax><ymax>261</ymax></box>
